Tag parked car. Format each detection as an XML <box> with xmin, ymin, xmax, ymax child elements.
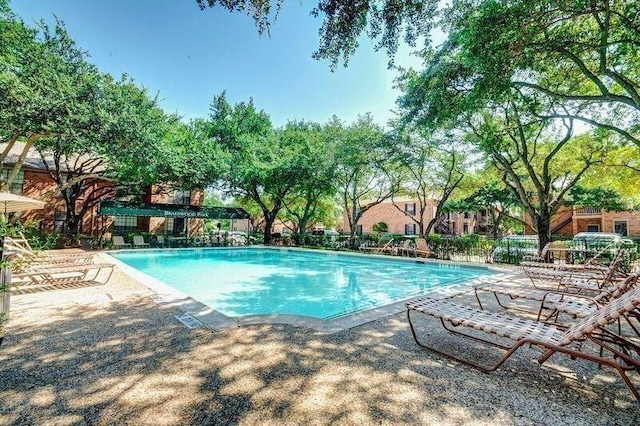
<box><xmin>491</xmin><ymin>235</ymin><xmax>539</xmax><ymax>264</ymax></box>
<box><xmin>570</xmin><ymin>232</ymin><xmax>636</xmax><ymax>263</ymax></box>
<box><xmin>571</xmin><ymin>232</ymin><xmax>634</xmax><ymax>248</ymax></box>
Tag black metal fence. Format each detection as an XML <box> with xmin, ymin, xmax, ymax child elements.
<box><xmin>317</xmin><ymin>233</ymin><xmax>640</xmax><ymax>267</ymax></box>
<box><xmin>0</xmin><ymin>237</ymin><xmax>9</xmax><ymax>346</ymax></box>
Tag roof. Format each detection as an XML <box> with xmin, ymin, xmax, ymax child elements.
<box><xmin>0</xmin><ymin>141</ymin><xmax>106</xmax><ymax>173</ymax></box>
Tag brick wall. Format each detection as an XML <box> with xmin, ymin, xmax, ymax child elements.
<box><xmin>602</xmin><ymin>211</ymin><xmax>640</xmax><ymax>237</ymax></box>
<box><xmin>18</xmin><ymin>169</ymin><xmax>114</xmax><ymax>235</ymax></box>
<box><xmin>342</xmin><ymin>199</ymin><xmax>438</xmax><ymax>234</ymax></box>
<box><xmin>13</xmin><ymin>170</ymin><xmax>210</xmax><ymax>237</ymax></box>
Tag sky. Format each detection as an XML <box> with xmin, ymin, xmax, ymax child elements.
<box><xmin>11</xmin><ymin>0</ymin><xmax>428</xmax><ymax>128</ymax></box>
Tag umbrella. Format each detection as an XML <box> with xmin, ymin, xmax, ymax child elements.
<box><xmin>0</xmin><ymin>192</ymin><xmax>46</xmax><ymax>215</ymax></box>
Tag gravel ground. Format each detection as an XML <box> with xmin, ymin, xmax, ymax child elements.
<box><xmin>1</xmin><ymin>263</ymin><xmax>639</xmax><ymax>425</ymax></box>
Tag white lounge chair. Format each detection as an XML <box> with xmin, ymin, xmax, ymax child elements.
<box><xmin>112</xmin><ymin>236</ymin><xmax>131</xmax><ymax>249</ymax></box>
<box><xmin>406</xmin><ymin>285</ymin><xmax>640</xmax><ymax>401</ymax></box>
<box><xmin>133</xmin><ymin>235</ymin><xmax>150</xmax><ymax>248</ymax></box>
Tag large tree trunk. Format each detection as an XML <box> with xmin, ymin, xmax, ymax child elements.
<box><xmin>298</xmin><ymin>218</ymin><xmax>308</xmax><ymax>246</ymax></box>
<box><xmin>490</xmin><ymin>210</ymin><xmax>502</xmax><ymax>238</ymax></box>
<box><xmin>263</xmin><ymin>215</ymin><xmax>275</xmax><ymax>245</ymax></box>
<box><xmin>535</xmin><ymin>212</ymin><xmax>552</xmax><ymax>256</ymax></box>
<box><xmin>348</xmin><ymin>213</ymin><xmax>360</xmax><ymax>249</ymax></box>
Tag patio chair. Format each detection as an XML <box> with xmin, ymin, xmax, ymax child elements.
<box><xmin>112</xmin><ymin>236</ymin><xmax>131</xmax><ymax>249</ymax></box>
<box><xmin>398</xmin><ymin>239</ymin><xmax>414</xmax><ymax>256</ymax></box>
<box><xmin>520</xmin><ymin>241</ymin><xmax>554</xmax><ymax>265</ymax></box>
<box><xmin>522</xmin><ymin>248</ymin><xmax>626</xmax><ymax>290</ymax></box>
<box><xmin>474</xmin><ymin>272</ymin><xmax>639</xmax><ymax>323</ymax></box>
<box><xmin>412</xmin><ymin>238</ymin><xmax>435</xmax><ymax>258</ymax></box>
<box><xmin>155</xmin><ymin>235</ymin><xmax>166</xmax><ymax>248</ymax></box>
<box><xmin>3</xmin><ymin>241</ymin><xmax>95</xmax><ymax>265</ymax></box>
<box><xmin>359</xmin><ymin>239</ymin><xmax>395</xmax><ymax>255</ymax></box>
<box><xmin>406</xmin><ymin>285</ymin><xmax>640</xmax><ymax>401</ymax></box>
<box><xmin>133</xmin><ymin>235</ymin><xmax>150</xmax><ymax>248</ymax></box>
<box><xmin>11</xmin><ymin>261</ymin><xmax>115</xmax><ymax>289</ymax></box>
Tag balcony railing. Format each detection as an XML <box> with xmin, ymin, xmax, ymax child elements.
<box><xmin>574</xmin><ymin>206</ymin><xmax>602</xmax><ymax>216</ymax></box>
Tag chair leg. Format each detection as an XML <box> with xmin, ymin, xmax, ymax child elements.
<box><xmin>406</xmin><ymin>309</ymin><xmax>528</xmax><ymax>373</ymax></box>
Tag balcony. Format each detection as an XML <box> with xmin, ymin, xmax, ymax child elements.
<box><xmin>574</xmin><ymin>206</ymin><xmax>602</xmax><ymax>217</ymax></box>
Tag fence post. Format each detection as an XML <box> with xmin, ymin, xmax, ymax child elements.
<box><xmin>0</xmin><ymin>236</ymin><xmax>9</xmax><ymax>346</ymax></box>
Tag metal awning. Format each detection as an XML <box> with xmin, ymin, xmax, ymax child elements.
<box><xmin>98</xmin><ymin>200</ymin><xmax>250</xmax><ymax>219</ymax></box>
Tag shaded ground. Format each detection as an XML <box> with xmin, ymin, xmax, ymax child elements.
<box><xmin>1</xmin><ymin>267</ymin><xmax>639</xmax><ymax>425</ymax></box>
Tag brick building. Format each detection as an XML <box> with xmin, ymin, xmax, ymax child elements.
<box><xmin>341</xmin><ymin>198</ymin><xmax>487</xmax><ymax>236</ymax></box>
<box><xmin>525</xmin><ymin>206</ymin><xmax>640</xmax><ymax>238</ymax></box>
<box><xmin>1</xmin><ymin>142</ymin><xmax>205</xmax><ymax>238</ymax></box>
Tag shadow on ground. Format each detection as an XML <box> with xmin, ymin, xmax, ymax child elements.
<box><xmin>0</xmin><ymin>279</ymin><xmax>639</xmax><ymax>425</ymax></box>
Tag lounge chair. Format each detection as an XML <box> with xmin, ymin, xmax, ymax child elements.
<box><xmin>3</xmin><ymin>241</ymin><xmax>95</xmax><ymax>265</ymax></box>
<box><xmin>133</xmin><ymin>235</ymin><xmax>150</xmax><ymax>248</ymax></box>
<box><xmin>404</xmin><ymin>238</ymin><xmax>434</xmax><ymax>258</ymax></box>
<box><xmin>360</xmin><ymin>239</ymin><xmax>395</xmax><ymax>255</ymax></box>
<box><xmin>155</xmin><ymin>235</ymin><xmax>166</xmax><ymax>247</ymax></box>
<box><xmin>523</xmin><ymin>251</ymin><xmax>624</xmax><ymax>292</ymax></box>
<box><xmin>112</xmin><ymin>236</ymin><xmax>131</xmax><ymax>249</ymax></box>
<box><xmin>474</xmin><ymin>272</ymin><xmax>639</xmax><ymax>322</ymax></box>
<box><xmin>11</xmin><ymin>262</ymin><xmax>115</xmax><ymax>289</ymax></box>
<box><xmin>406</xmin><ymin>285</ymin><xmax>640</xmax><ymax>401</ymax></box>
<box><xmin>398</xmin><ymin>239</ymin><xmax>414</xmax><ymax>256</ymax></box>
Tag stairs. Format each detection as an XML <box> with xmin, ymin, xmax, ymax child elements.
<box><xmin>550</xmin><ymin>211</ymin><xmax>573</xmax><ymax>235</ymax></box>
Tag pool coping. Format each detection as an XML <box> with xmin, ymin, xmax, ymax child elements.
<box><xmin>101</xmin><ymin>246</ymin><xmax>516</xmax><ymax>334</ymax></box>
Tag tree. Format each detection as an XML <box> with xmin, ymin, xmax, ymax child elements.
<box><xmin>391</xmin><ymin>131</ymin><xmax>466</xmax><ymax>238</ymax></box>
<box><xmin>445</xmin><ymin>181</ymin><xmax>520</xmax><ymax>238</ymax></box>
<box><xmin>460</xmin><ymin>98</ymin><xmax>610</xmax><ymax>250</ymax></box>
<box><xmin>195</xmin><ymin>0</ymin><xmax>439</xmax><ymax>68</ymax></box>
<box><xmin>330</xmin><ymin>114</ymin><xmax>400</xmax><ymax>248</ymax></box>
<box><xmin>0</xmin><ymin>14</ymin><xmax>106</xmax><ymax>191</ymax></box>
<box><xmin>566</xmin><ymin>186</ymin><xmax>632</xmax><ymax>213</ymax></box>
<box><xmin>207</xmin><ymin>92</ymin><xmax>301</xmax><ymax>245</ymax></box>
<box><xmin>30</xmin><ymin>76</ymin><xmax>186</xmax><ymax>236</ymax></box>
<box><xmin>277</xmin><ymin>121</ymin><xmax>337</xmax><ymax>245</ymax></box>
<box><xmin>398</xmin><ymin>1</ymin><xmax>640</xmax><ymax>146</ymax></box>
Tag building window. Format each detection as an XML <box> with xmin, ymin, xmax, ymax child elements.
<box><xmin>113</xmin><ymin>216</ymin><xmax>138</xmax><ymax>233</ymax></box>
<box><xmin>168</xmin><ymin>189</ymin><xmax>191</xmax><ymax>205</ymax></box>
<box><xmin>166</xmin><ymin>217</ymin><xmax>186</xmax><ymax>235</ymax></box>
<box><xmin>463</xmin><ymin>211</ymin><xmax>470</xmax><ymax>219</ymax></box>
<box><xmin>614</xmin><ymin>221</ymin><xmax>628</xmax><ymax>237</ymax></box>
<box><xmin>404</xmin><ymin>223</ymin><xmax>416</xmax><ymax>235</ymax></box>
<box><xmin>463</xmin><ymin>223</ymin><xmax>469</xmax><ymax>234</ymax></box>
<box><xmin>356</xmin><ymin>224</ymin><xmax>363</xmax><ymax>235</ymax></box>
<box><xmin>405</xmin><ymin>203</ymin><xmax>416</xmax><ymax>215</ymax></box>
<box><xmin>1</xmin><ymin>169</ymin><xmax>24</xmax><ymax>194</ymax></box>
<box><xmin>586</xmin><ymin>224</ymin><xmax>600</xmax><ymax>233</ymax></box>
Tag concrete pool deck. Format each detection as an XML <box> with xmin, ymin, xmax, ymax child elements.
<box><xmin>1</xmin><ymin>254</ymin><xmax>639</xmax><ymax>424</ymax></box>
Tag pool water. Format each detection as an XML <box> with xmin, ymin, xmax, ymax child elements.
<box><xmin>113</xmin><ymin>248</ymin><xmax>493</xmax><ymax>319</ymax></box>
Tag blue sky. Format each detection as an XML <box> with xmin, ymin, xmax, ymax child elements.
<box><xmin>12</xmin><ymin>0</ymin><xmax>427</xmax><ymax>128</ymax></box>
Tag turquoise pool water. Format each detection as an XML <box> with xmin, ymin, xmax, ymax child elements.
<box><xmin>112</xmin><ymin>248</ymin><xmax>493</xmax><ymax>319</ymax></box>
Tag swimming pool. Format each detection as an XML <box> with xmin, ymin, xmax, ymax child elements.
<box><xmin>112</xmin><ymin>248</ymin><xmax>493</xmax><ymax>320</ymax></box>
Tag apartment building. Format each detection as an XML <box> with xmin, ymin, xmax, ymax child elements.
<box><xmin>527</xmin><ymin>206</ymin><xmax>640</xmax><ymax>238</ymax></box>
<box><xmin>1</xmin><ymin>142</ymin><xmax>205</xmax><ymax>237</ymax></box>
<box><xmin>341</xmin><ymin>198</ymin><xmax>486</xmax><ymax>236</ymax></box>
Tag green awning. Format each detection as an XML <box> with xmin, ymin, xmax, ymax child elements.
<box><xmin>98</xmin><ymin>200</ymin><xmax>250</xmax><ymax>219</ymax></box>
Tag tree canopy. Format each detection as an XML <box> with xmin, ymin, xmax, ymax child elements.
<box><xmin>195</xmin><ymin>0</ymin><xmax>439</xmax><ymax>68</ymax></box>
